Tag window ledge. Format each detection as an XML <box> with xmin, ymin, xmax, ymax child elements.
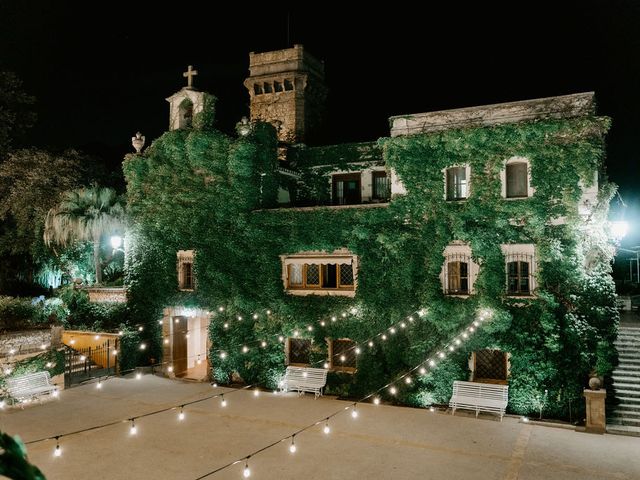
<box><xmin>255</xmin><ymin>203</ymin><xmax>389</xmax><ymax>213</ymax></box>
<box><xmin>286</xmin><ymin>289</ymin><xmax>356</xmax><ymax>297</ymax></box>
<box><xmin>445</xmin><ymin>198</ymin><xmax>469</xmax><ymax>203</ymax></box>
<box><xmin>179</xmin><ymin>288</ymin><xmax>195</xmax><ymax>292</ymax></box>
<box><xmin>331</xmin><ymin>367</ymin><xmax>357</xmax><ymax>374</ymax></box>
<box><xmin>444</xmin><ymin>293</ymin><xmax>472</xmax><ymax>298</ymax></box>
<box><xmin>503</xmin><ymin>196</ymin><xmax>532</xmax><ymax>201</ymax></box>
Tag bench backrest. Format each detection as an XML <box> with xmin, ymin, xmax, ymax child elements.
<box><xmin>452</xmin><ymin>380</ymin><xmax>508</xmax><ymax>401</ymax></box>
<box><xmin>285</xmin><ymin>366</ymin><xmax>327</xmax><ymax>385</ymax></box>
<box><xmin>6</xmin><ymin>371</ymin><xmax>52</xmax><ymax>392</ymax></box>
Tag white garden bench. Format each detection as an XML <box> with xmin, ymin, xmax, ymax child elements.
<box><xmin>281</xmin><ymin>366</ymin><xmax>328</xmax><ymax>398</ymax></box>
<box><xmin>449</xmin><ymin>380</ymin><xmax>508</xmax><ymax>421</ymax></box>
<box><xmin>6</xmin><ymin>371</ymin><xmax>58</xmax><ymax>405</ymax></box>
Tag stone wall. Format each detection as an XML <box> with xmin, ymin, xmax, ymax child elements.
<box><xmin>0</xmin><ymin>328</ymin><xmax>53</xmax><ymax>357</ymax></box>
<box><xmin>86</xmin><ymin>287</ymin><xmax>127</xmax><ymax>303</ymax></box>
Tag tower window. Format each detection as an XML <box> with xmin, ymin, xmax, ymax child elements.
<box><xmin>284</xmin><ymin>79</ymin><xmax>294</xmax><ymax>91</ymax></box>
<box><xmin>253</xmin><ymin>84</ymin><xmax>263</xmax><ymax>95</ymax></box>
<box><xmin>178</xmin><ymin>99</ymin><xmax>193</xmax><ymax>129</ymax></box>
<box><xmin>274</xmin><ymin>81</ymin><xmax>283</xmax><ymax>92</ymax></box>
<box><xmin>263</xmin><ymin>82</ymin><xmax>273</xmax><ymax>93</ymax></box>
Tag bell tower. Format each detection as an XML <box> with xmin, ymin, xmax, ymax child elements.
<box><xmin>244</xmin><ymin>45</ymin><xmax>327</xmax><ymax>145</ymax></box>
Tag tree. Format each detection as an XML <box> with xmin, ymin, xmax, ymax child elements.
<box><xmin>0</xmin><ymin>431</ymin><xmax>46</xmax><ymax>480</ymax></box>
<box><xmin>0</xmin><ymin>72</ymin><xmax>36</xmax><ymax>161</ymax></box>
<box><xmin>44</xmin><ymin>187</ymin><xmax>125</xmax><ymax>284</ymax></box>
<box><xmin>0</xmin><ymin>149</ymin><xmax>87</xmax><ymax>292</ymax></box>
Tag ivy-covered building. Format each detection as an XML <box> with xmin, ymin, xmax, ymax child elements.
<box><xmin>123</xmin><ymin>45</ymin><xmax>617</xmax><ymax>418</ymax></box>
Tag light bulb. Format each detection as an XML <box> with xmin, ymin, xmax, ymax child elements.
<box><xmin>197</xmin><ymin>358</ymin><xmax>202</xmax><ymax>365</ymax></box>
<box><xmin>355</xmin><ymin>347</ymin><xmax>361</xmax><ymax>355</ymax></box>
<box><xmin>178</xmin><ymin>407</ymin><xmax>185</xmax><ymax>421</ymax></box>
<box><xmin>405</xmin><ymin>377</ymin><xmax>412</xmax><ymax>384</ymax></box>
<box><xmin>237</xmin><ymin>316</ymin><xmax>243</xmax><ymax>321</ymax></box>
<box><xmin>254</xmin><ymin>389</ymin><xmax>260</xmax><ymax>397</ymax></box>
<box><xmin>266</xmin><ymin>310</ymin><xmax>272</xmax><ymax>315</ymax></box>
<box><xmin>462</xmin><ymin>332</ymin><xmax>468</xmax><ymax>339</ymax></box>
<box><xmin>70</xmin><ymin>339</ymin><xmax>76</xmax><ymax>345</ymax></box>
<box><xmin>341</xmin><ymin>312</ymin><xmax>347</xmax><ymax>318</ymax></box>
<box><xmin>438</xmin><ymin>352</ymin><xmax>445</xmax><ymax>359</ymax></box>
<box><xmin>261</xmin><ymin>341</ymin><xmax>267</xmax><ymax>347</ymax></box>
<box><xmin>331</xmin><ymin>316</ymin><xmax>336</xmax><ymax>322</ymax></box>
<box><xmin>289</xmin><ymin>440</ymin><xmax>297</xmax><ymax>453</ymax></box>
<box><xmin>373</xmin><ymin>397</ymin><xmax>380</xmax><ymax>405</ymax></box>
<box><xmin>140</xmin><ymin>343</ymin><xmax>146</xmax><ymax>350</ymax></box>
<box><xmin>429</xmin><ymin>360</ymin><xmax>436</xmax><ymax>367</ymax></box>
<box><xmin>52</xmin><ymin>389</ymin><xmax>59</xmax><ymax>398</ymax></box>
<box><xmin>253</xmin><ymin>313</ymin><xmax>258</xmax><ymax>320</ymax></box>
<box><xmin>46</xmin><ymin>362</ymin><xmax>53</xmax><ymax>368</ymax></box>
<box><xmin>521</xmin><ymin>416</ymin><xmax>529</xmax><ymax>423</ymax></box>
<box><xmin>429</xmin><ymin>406</ymin><xmax>435</xmax><ymax>413</ymax></box>
<box><xmin>408</xmin><ymin>316</ymin><xmax>414</xmax><ymax>322</ymax></box>
<box><xmin>293</xmin><ymin>330</ymin><xmax>299</xmax><ymax>337</ymax></box>
<box><xmin>320</xmin><ymin>321</ymin><xmax>326</xmax><ymax>326</ymax></box>
<box><xmin>54</xmin><ymin>441</ymin><xmax>62</xmax><ymax>457</ymax></box>
<box><xmin>302</xmin><ymin>371</ymin><xmax>308</xmax><ymax>378</ymax></box>
<box><xmin>400</xmin><ymin>322</ymin><xmax>406</xmax><ymax>328</ymax></box>
<box><xmin>113</xmin><ymin>350</ymin><xmax>118</xmax><ymax>356</ymax></box>
<box><xmin>242</xmin><ymin>346</ymin><xmax>249</xmax><ymax>353</ymax></box>
<box><xmin>40</xmin><ymin>344</ymin><xmax>47</xmax><ymax>350</ymax></box>
<box><xmin>323</xmin><ymin>422</ymin><xmax>330</xmax><ymax>434</ymax></box>
<box><xmin>138</xmin><ymin>326</ymin><xmax>144</xmax><ymax>332</ymax></box>
<box><xmin>278</xmin><ymin>335</ymin><xmax>284</xmax><ymax>342</ymax></box>
<box><xmin>455</xmin><ymin>339</ymin><xmax>461</xmax><ymax>345</ymax></box>
<box><xmin>220</xmin><ymin>352</ymin><xmax>227</xmax><ymax>359</ymax></box>
<box><xmin>350</xmin><ymin>307</ymin><xmax>358</xmax><ymax>314</ymax></box>
<box><xmin>389</xmin><ymin>386</ymin><xmax>397</xmax><ymax>395</ymax></box>
<box><xmin>351</xmin><ymin>406</ymin><xmax>358</xmax><ymax>418</ymax></box>
<box><xmin>175</xmin><ymin>318</ymin><xmax>180</xmax><ymax>323</ymax></box>
<box><xmin>381</xmin><ymin>334</ymin><xmax>387</xmax><ymax>341</ymax></box>
<box><xmin>243</xmin><ymin>463</ymin><xmax>251</xmax><ymax>478</ymax></box>
<box><xmin>307</xmin><ymin>325</ymin><xmax>313</xmax><ymax>331</ymax></box>
<box><xmin>80</xmin><ymin>355</ymin><xmax>86</xmax><ymax>361</ymax></box>
<box><xmin>323</xmin><ymin>362</ymin><xmax>329</xmax><ymax>369</ymax></box>
<box><xmin>390</xmin><ymin>327</ymin><xmax>396</xmax><ymax>334</ymax></box>
<box><xmin>449</xmin><ymin>346</ymin><xmax>454</xmax><ymax>352</ymax></box>
<box><xmin>96</xmin><ymin>381</ymin><xmax>102</xmax><ymax>389</ymax></box>
<box><xmin>158</xmin><ymin>320</ymin><xmax>163</xmax><ymax>325</ymax></box>
<box><xmin>136</xmin><ymin>373</ymin><xmax>142</xmax><ymax>380</ymax></box>
<box><xmin>419</xmin><ymin>367</ymin><xmax>426</xmax><ymax>375</ymax></box>
<box><xmin>9</xmin><ymin>348</ymin><xmax>15</xmax><ymax>355</ymax></box>
<box><xmin>218</xmin><ymin>306</ymin><xmax>224</xmax><ymax>312</ymax></box>
<box><xmin>469</xmin><ymin>326</ymin><xmax>475</xmax><ymax>332</ymax></box>
<box><xmin>368</xmin><ymin>341</ymin><xmax>374</xmax><ymax>347</ymax></box>
<box><xmin>164</xmin><ymin>339</ymin><xmax>169</xmax><ymax>344</ymax></box>
<box><xmin>118</xmin><ymin>331</ymin><xmax>123</xmax><ymax>336</ymax></box>
<box><xmin>224</xmin><ymin>323</ymin><xmax>229</xmax><ymax>329</ymax></box>
<box><xmin>340</xmin><ymin>354</ymin><xmax>346</xmax><ymax>362</ymax></box>
<box><xmin>130</xmin><ymin>420</ymin><xmax>137</xmax><ymax>435</ymax></box>
<box><xmin>212</xmin><ymin>383</ymin><xmax>218</xmax><ymax>387</ymax></box>
<box><xmin>221</xmin><ymin>396</ymin><xmax>227</xmax><ymax>407</ymax></box>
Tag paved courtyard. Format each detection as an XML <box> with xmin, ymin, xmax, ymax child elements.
<box><xmin>1</xmin><ymin>375</ymin><xmax>639</xmax><ymax>480</ymax></box>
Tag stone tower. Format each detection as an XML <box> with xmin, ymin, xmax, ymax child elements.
<box><xmin>244</xmin><ymin>44</ymin><xmax>327</xmax><ymax>145</ymax></box>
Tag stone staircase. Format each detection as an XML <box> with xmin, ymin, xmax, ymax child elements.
<box><xmin>607</xmin><ymin>326</ymin><xmax>640</xmax><ymax>436</ymax></box>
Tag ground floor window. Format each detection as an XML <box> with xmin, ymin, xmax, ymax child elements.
<box><xmin>329</xmin><ymin>338</ymin><xmax>357</xmax><ymax>372</ymax></box>
<box><xmin>282</xmin><ymin>252</ymin><xmax>357</xmax><ymax>296</ymax></box>
<box><xmin>287</xmin><ymin>338</ymin><xmax>311</xmax><ymax>366</ymax></box>
<box><xmin>472</xmin><ymin>349</ymin><xmax>508</xmax><ymax>384</ymax></box>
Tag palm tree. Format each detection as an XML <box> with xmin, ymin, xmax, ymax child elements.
<box><xmin>44</xmin><ymin>187</ymin><xmax>125</xmax><ymax>284</ymax></box>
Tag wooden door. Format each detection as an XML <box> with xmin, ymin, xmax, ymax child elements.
<box><xmin>173</xmin><ymin>316</ymin><xmax>188</xmax><ymax>376</ymax></box>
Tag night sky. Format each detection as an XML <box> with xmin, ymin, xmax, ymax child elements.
<box><xmin>1</xmin><ymin>2</ymin><xmax>639</xmax><ymax>248</ymax></box>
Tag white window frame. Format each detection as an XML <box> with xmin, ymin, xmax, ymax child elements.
<box><xmin>500</xmin><ymin>244</ymin><xmax>536</xmax><ymax>296</ymax></box>
<box><xmin>440</xmin><ymin>242</ymin><xmax>479</xmax><ymax>296</ymax></box>
<box><xmin>443</xmin><ymin>164</ymin><xmax>471</xmax><ymax>201</ymax></box>
<box><xmin>281</xmin><ymin>250</ymin><xmax>358</xmax><ymax>297</ymax></box>
<box><xmin>177</xmin><ymin>250</ymin><xmax>195</xmax><ymax>291</ymax></box>
<box><xmin>501</xmin><ymin>156</ymin><xmax>534</xmax><ymax>199</ymax></box>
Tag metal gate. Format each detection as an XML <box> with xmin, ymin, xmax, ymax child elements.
<box><xmin>64</xmin><ymin>339</ymin><xmax>118</xmax><ymax>387</ymax></box>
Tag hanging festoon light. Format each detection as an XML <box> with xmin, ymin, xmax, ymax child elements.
<box><xmin>253</xmin><ymin>389</ymin><xmax>260</xmax><ymax>397</ymax></box>
<box><xmin>288</xmin><ymin>435</ymin><xmax>297</xmax><ymax>453</ymax></box>
<box><xmin>53</xmin><ymin>437</ymin><xmax>61</xmax><ymax>457</ymax></box>
<box><xmin>373</xmin><ymin>397</ymin><xmax>380</xmax><ymax>405</ymax></box>
<box><xmin>96</xmin><ymin>379</ymin><xmax>102</xmax><ymax>389</ymax></box>
<box><xmin>351</xmin><ymin>404</ymin><xmax>358</xmax><ymax>419</ymax></box>
<box><xmin>129</xmin><ymin>419</ymin><xmax>137</xmax><ymax>436</ymax></box>
<box><xmin>136</xmin><ymin>372</ymin><xmax>142</xmax><ymax>380</ymax></box>
<box><xmin>220</xmin><ymin>394</ymin><xmax>227</xmax><ymax>407</ymax></box>
<box><xmin>243</xmin><ymin>459</ymin><xmax>251</xmax><ymax>478</ymax></box>
<box><xmin>178</xmin><ymin>406</ymin><xmax>185</xmax><ymax>421</ymax></box>
<box><xmin>323</xmin><ymin>419</ymin><xmax>330</xmax><ymax>434</ymax></box>
<box><xmin>389</xmin><ymin>386</ymin><xmax>397</xmax><ymax>395</ymax></box>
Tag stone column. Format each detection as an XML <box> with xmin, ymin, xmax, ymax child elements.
<box><xmin>583</xmin><ymin>389</ymin><xmax>607</xmax><ymax>434</ymax></box>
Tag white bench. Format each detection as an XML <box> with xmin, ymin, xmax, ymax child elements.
<box><xmin>281</xmin><ymin>366</ymin><xmax>328</xmax><ymax>398</ymax></box>
<box><xmin>6</xmin><ymin>371</ymin><xmax>58</xmax><ymax>405</ymax></box>
<box><xmin>449</xmin><ymin>380</ymin><xmax>508</xmax><ymax>421</ymax></box>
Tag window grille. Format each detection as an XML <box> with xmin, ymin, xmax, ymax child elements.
<box><xmin>288</xmin><ymin>338</ymin><xmax>311</xmax><ymax>365</ymax></box>
<box><xmin>505</xmin><ymin>253</ymin><xmax>534</xmax><ymax>295</ymax></box>
<box><xmin>331</xmin><ymin>339</ymin><xmax>357</xmax><ymax>370</ymax></box>
<box><xmin>474</xmin><ymin>349</ymin><xmax>508</xmax><ymax>381</ymax></box>
<box><xmin>372</xmin><ymin>171</ymin><xmax>391</xmax><ymax>201</ymax></box>
<box><xmin>182</xmin><ymin>263</ymin><xmax>193</xmax><ymax>290</ymax></box>
<box><xmin>443</xmin><ymin>253</ymin><xmax>473</xmax><ymax>295</ymax></box>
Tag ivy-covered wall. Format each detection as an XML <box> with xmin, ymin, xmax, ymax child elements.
<box><xmin>123</xmin><ymin>100</ymin><xmax>617</xmax><ymax>420</ymax></box>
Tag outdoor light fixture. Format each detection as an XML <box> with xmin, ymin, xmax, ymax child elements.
<box><xmin>323</xmin><ymin>420</ymin><xmax>331</xmax><ymax>434</ymax></box>
<box><xmin>129</xmin><ymin>419</ymin><xmax>137</xmax><ymax>435</ymax></box>
<box><xmin>220</xmin><ymin>395</ymin><xmax>227</xmax><ymax>407</ymax></box>
<box><xmin>54</xmin><ymin>437</ymin><xmax>61</xmax><ymax>457</ymax></box>
<box><xmin>610</xmin><ymin>220</ymin><xmax>629</xmax><ymax>240</ymax></box>
<box><xmin>243</xmin><ymin>460</ymin><xmax>251</xmax><ymax>478</ymax></box>
<box><xmin>351</xmin><ymin>405</ymin><xmax>359</xmax><ymax>418</ymax></box>
<box><xmin>373</xmin><ymin>397</ymin><xmax>380</xmax><ymax>405</ymax></box>
<box><xmin>289</xmin><ymin>436</ymin><xmax>297</xmax><ymax>453</ymax></box>
<box><xmin>110</xmin><ymin>235</ymin><xmax>123</xmax><ymax>250</ymax></box>
<box><xmin>178</xmin><ymin>406</ymin><xmax>185</xmax><ymax>421</ymax></box>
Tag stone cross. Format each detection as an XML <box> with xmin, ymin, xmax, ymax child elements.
<box><xmin>183</xmin><ymin>65</ymin><xmax>198</xmax><ymax>88</ymax></box>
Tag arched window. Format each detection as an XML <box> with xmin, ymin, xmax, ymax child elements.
<box><xmin>178</xmin><ymin>98</ymin><xmax>193</xmax><ymax>129</ymax></box>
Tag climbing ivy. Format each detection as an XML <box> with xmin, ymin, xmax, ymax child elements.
<box><xmin>123</xmin><ymin>101</ymin><xmax>617</xmax><ymax>420</ymax></box>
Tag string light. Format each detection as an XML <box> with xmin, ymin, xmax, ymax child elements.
<box><xmin>355</xmin><ymin>347</ymin><xmax>361</xmax><ymax>355</ymax></box>
<box><xmin>79</xmin><ymin>355</ymin><xmax>86</xmax><ymax>362</ymax></box>
<box><xmin>140</xmin><ymin>343</ymin><xmax>146</xmax><ymax>350</ymax></box>
<box><xmin>224</xmin><ymin>323</ymin><xmax>229</xmax><ymax>329</ymax></box>
<box><xmin>341</xmin><ymin>312</ymin><xmax>347</xmax><ymax>318</ymax></box>
<box><xmin>53</xmin><ymin>437</ymin><xmax>61</xmax><ymax>457</ymax></box>
<box><xmin>351</xmin><ymin>404</ymin><xmax>358</xmax><ymax>418</ymax></box>
<box><xmin>368</xmin><ymin>341</ymin><xmax>374</xmax><ymax>347</ymax></box>
<box><xmin>381</xmin><ymin>334</ymin><xmax>387</xmax><ymax>341</ymax></box>
<box><xmin>243</xmin><ymin>460</ymin><xmax>251</xmax><ymax>478</ymax></box>
<box><xmin>242</xmin><ymin>346</ymin><xmax>249</xmax><ymax>353</ymax></box>
<box><xmin>164</xmin><ymin>339</ymin><xmax>170</xmax><ymax>344</ymax></box>
<box><xmin>218</xmin><ymin>306</ymin><xmax>224</xmax><ymax>312</ymax></box>
<box><xmin>323</xmin><ymin>362</ymin><xmax>329</xmax><ymax>369</ymax></box>
<box><xmin>220</xmin><ymin>395</ymin><xmax>227</xmax><ymax>407</ymax></box>
<box><xmin>289</xmin><ymin>436</ymin><xmax>297</xmax><ymax>453</ymax></box>
<box><xmin>178</xmin><ymin>406</ymin><xmax>185</xmax><ymax>421</ymax></box>
<box><xmin>266</xmin><ymin>310</ymin><xmax>271</xmax><ymax>315</ymax></box>
<box><xmin>419</xmin><ymin>367</ymin><xmax>426</xmax><ymax>375</ymax></box>
<box><xmin>404</xmin><ymin>376</ymin><xmax>412</xmax><ymax>384</ymax></box>
<box><xmin>136</xmin><ymin>373</ymin><xmax>142</xmax><ymax>380</ymax></box>
<box><xmin>278</xmin><ymin>336</ymin><xmax>284</xmax><ymax>342</ymax></box>
<box><xmin>253</xmin><ymin>389</ymin><xmax>260</xmax><ymax>397</ymax></box>
<box><xmin>129</xmin><ymin>419</ymin><xmax>137</xmax><ymax>435</ymax></box>
<box><xmin>373</xmin><ymin>397</ymin><xmax>380</xmax><ymax>405</ymax></box>
<box><xmin>307</xmin><ymin>325</ymin><xmax>313</xmax><ymax>332</ymax></box>
<box><xmin>340</xmin><ymin>354</ymin><xmax>346</xmax><ymax>362</ymax></box>
<box><xmin>46</xmin><ymin>362</ymin><xmax>53</xmax><ymax>368</ymax></box>
<box><xmin>331</xmin><ymin>316</ymin><xmax>336</xmax><ymax>322</ymax></box>
<box><xmin>237</xmin><ymin>316</ymin><xmax>243</xmax><ymax>321</ymax></box>
<box><xmin>438</xmin><ymin>352</ymin><xmax>445</xmax><ymax>359</ymax></box>
<box><xmin>429</xmin><ymin>406</ymin><xmax>436</xmax><ymax>413</ymax></box>
<box><xmin>261</xmin><ymin>341</ymin><xmax>267</xmax><ymax>348</ymax></box>
<box><xmin>389</xmin><ymin>386</ymin><xmax>397</xmax><ymax>395</ymax></box>
<box><xmin>168</xmin><ymin>366</ymin><xmax>174</xmax><ymax>373</ymax></box>
<box><xmin>400</xmin><ymin>322</ymin><xmax>406</xmax><ymax>328</ymax></box>
<box><xmin>455</xmin><ymin>339</ymin><xmax>461</xmax><ymax>345</ymax></box>
<box><xmin>389</xmin><ymin>327</ymin><xmax>396</xmax><ymax>334</ymax></box>
<box><xmin>220</xmin><ymin>352</ymin><xmax>227</xmax><ymax>359</ymax></box>
<box><xmin>323</xmin><ymin>420</ymin><xmax>330</xmax><ymax>434</ymax></box>
<box><xmin>96</xmin><ymin>380</ymin><xmax>102</xmax><ymax>389</ymax></box>
<box><xmin>253</xmin><ymin>313</ymin><xmax>258</xmax><ymax>320</ymax></box>
<box><xmin>320</xmin><ymin>321</ymin><xmax>326</xmax><ymax>326</ymax></box>
<box><xmin>293</xmin><ymin>330</ymin><xmax>299</xmax><ymax>337</ymax></box>
<box><xmin>428</xmin><ymin>360</ymin><xmax>436</xmax><ymax>367</ymax></box>
<box><xmin>138</xmin><ymin>326</ymin><xmax>144</xmax><ymax>332</ymax></box>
